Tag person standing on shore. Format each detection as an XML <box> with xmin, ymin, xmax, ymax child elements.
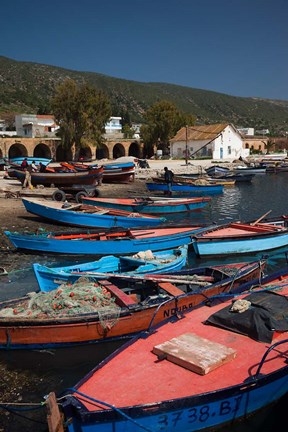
<box><xmin>164</xmin><ymin>166</ymin><xmax>174</xmax><ymax>196</ymax></box>
<box><xmin>22</xmin><ymin>163</ymin><xmax>34</xmax><ymax>189</ymax></box>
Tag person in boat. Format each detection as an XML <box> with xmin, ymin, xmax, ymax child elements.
<box><xmin>31</xmin><ymin>160</ymin><xmax>38</xmax><ymax>172</ymax></box>
<box><xmin>164</xmin><ymin>166</ymin><xmax>174</xmax><ymax>196</ymax></box>
<box><xmin>39</xmin><ymin>162</ymin><xmax>46</xmax><ymax>172</ymax></box>
<box><xmin>21</xmin><ymin>158</ymin><xmax>28</xmax><ymax>168</ymax></box>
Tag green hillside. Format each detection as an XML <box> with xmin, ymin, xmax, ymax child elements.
<box><xmin>0</xmin><ymin>56</ymin><xmax>287</xmax><ymax>133</ymax></box>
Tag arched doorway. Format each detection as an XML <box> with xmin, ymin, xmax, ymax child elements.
<box><xmin>55</xmin><ymin>145</ymin><xmax>73</xmax><ymax>162</ymax></box>
<box><xmin>128</xmin><ymin>141</ymin><xmax>141</xmax><ymax>158</ymax></box>
<box><xmin>96</xmin><ymin>144</ymin><xmax>109</xmax><ymax>160</ymax></box>
<box><xmin>113</xmin><ymin>143</ymin><xmax>125</xmax><ymax>159</ymax></box>
<box><xmin>34</xmin><ymin>143</ymin><xmax>52</xmax><ymax>159</ymax></box>
<box><xmin>8</xmin><ymin>143</ymin><xmax>28</xmax><ymax>159</ymax></box>
<box><xmin>78</xmin><ymin>146</ymin><xmax>92</xmax><ymax>162</ymax></box>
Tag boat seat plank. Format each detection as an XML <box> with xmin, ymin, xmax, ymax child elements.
<box><xmin>158</xmin><ymin>282</ymin><xmax>184</xmax><ymax>297</ymax></box>
<box><xmin>153</xmin><ymin>333</ymin><xmax>236</xmax><ymax>375</ymax></box>
<box><xmin>100</xmin><ymin>280</ymin><xmax>137</xmax><ymax>306</ymax></box>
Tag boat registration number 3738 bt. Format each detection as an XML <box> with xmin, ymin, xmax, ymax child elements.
<box><xmin>156</xmin><ymin>395</ymin><xmax>243</xmax><ymax>429</ymax></box>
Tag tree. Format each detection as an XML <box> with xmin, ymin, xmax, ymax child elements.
<box><xmin>263</xmin><ymin>139</ymin><xmax>275</xmax><ymax>155</ymax></box>
<box><xmin>140</xmin><ymin>100</ymin><xmax>196</xmax><ymax>156</ymax></box>
<box><xmin>51</xmin><ymin>79</ymin><xmax>112</xmax><ymax>160</ymax></box>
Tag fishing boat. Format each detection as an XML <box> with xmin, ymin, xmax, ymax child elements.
<box><xmin>59</xmin><ymin>264</ymin><xmax>288</xmax><ymax>432</ymax></box>
<box><xmin>102</xmin><ymin>162</ymin><xmax>135</xmax><ymax>183</ymax></box>
<box><xmin>233</xmin><ymin>165</ymin><xmax>266</xmax><ymax>174</ymax></box>
<box><xmin>171</xmin><ymin>174</ymin><xmax>235</xmax><ymax>186</ymax></box>
<box><xmin>9</xmin><ymin>156</ymin><xmax>52</xmax><ymax>166</ymax></box>
<box><xmin>81</xmin><ymin>196</ymin><xmax>211</xmax><ymax>214</ymax></box>
<box><xmin>191</xmin><ymin>215</ymin><xmax>288</xmax><ymax>257</ymax></box>
<box><xmin>205</xmin><ymin>165</ymin><xmax>230</xmax><ymax>176</ymax></box>
<box><xmin>21</xmin><ymin>198</ymin><xmax>166</xmax><ymax>229</ymax></box>
<box><xmin>0</xmin><ymin>259</ymin><xmax>265</xmax><ymax>349</ymax></box>
<box><xmin>12</xmin><ymin>165</ymin><xmax>104</xmax><ymax>187</ymax></box>
<box><xmin>205</xmin><ymin>166</ymin><xmax>255</xmax><ymax>183</ymax></box>
<box><xmin>33</xmin><ymin>245</ymin><xmax>189</xmax><ymax>292</ymax></box>
<box><xmin>4</xmin><ymin>226</ymin><xmax>208</xmax><ymax>255</ymax></box>
<box><xmin>146</xmin><ymin>181</ymin><xmax>223</xmax><ymax>196</ymax></box>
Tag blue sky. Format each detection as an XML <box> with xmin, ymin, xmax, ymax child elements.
<box><xmin>1</xmin><ymin>0</ymin><xmax>287</xmax><ymax>100</ymax></box>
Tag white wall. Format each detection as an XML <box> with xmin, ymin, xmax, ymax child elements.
<box><xmin>170</xmin><ymin>125</ymin><xmax>244</xmax><ymax>160</ymax></box>
<box><xmin>212</xmin><ymin>125</ymin><xmax>243</xmax><ymax>160</ymax></box>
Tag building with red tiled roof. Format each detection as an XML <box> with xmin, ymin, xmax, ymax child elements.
<box><xmin>170</xmin><ymin>123</ymin><xmax>246</xmax><ymax>160</ymax></box>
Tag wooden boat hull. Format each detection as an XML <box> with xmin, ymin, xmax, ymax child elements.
<box><xmin>234</xmin><ymin>166</ymin><xmax>266</xmax><ymax>174</ymax></box>
<box><xmin>61</xmin><ymin>267</ymin><xmax>288</xmax><ymax>432</ymax></box>
<box><xmin>21</xmin><ymin>198</ymin><xmax>165</xmax><ymax>228</ymax></box>
<box><xmin>33</xmin><ymin>245</ymin><xmax>189</xmax><ymax>292</ymax></box>
<box><xmin>81</xmin><ymin>196</ymin><xmax>211</xmax><ymax>214</ymax></box>
<box><xmin>102</xmin><ymin>162</ymin><xmax>135</xmax><ymax>183</ymax></box>
<box><xmin>4</xmin><ymin>226</ymin><xmax>206</xmax><ymax>255</ymax></box>
<box><xmin>192</xmin><ymin>220</ymin><xmax>288</xmax><ymax>256</ymax></box>
<box><xmin>0</xmin><ymin>260</ymin><xmax>265</xmax><ymax>349</ymax></box>
<box><xmin>13</xmin><ymin>166</ymin><xmax>103</xmax><ymax>186</ymax></box>
<box><xmin>146</xmin><ymin>182</ymin><xmax>223</xmax><ymax>196</ymax></box>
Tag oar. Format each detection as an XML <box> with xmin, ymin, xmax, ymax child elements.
<box><xmin>251</xmin><ymin>210</ymin><xmax>272</xmax><ymax>226</ymax></box>
<box><xmin>71</xmin><ymin>271</ymin><xmax>212</xmax><ymax>285</ymax></box>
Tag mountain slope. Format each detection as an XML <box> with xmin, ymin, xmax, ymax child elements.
<box><xmin>0</xmin><ymin>56</ymin><xmax>287</xmax><ymax>132</ymax></box>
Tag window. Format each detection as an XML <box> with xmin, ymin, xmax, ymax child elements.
<box><xmin>228</xmin><ymin>146</ymin><xmax>231</xmax><ymax>155</ymax></box>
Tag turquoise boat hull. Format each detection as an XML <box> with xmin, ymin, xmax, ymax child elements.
<box><xmin>33</xmin><ymin>245</ymin><xmax>188</xmax><ymax>292</ymax></box>
<box><xmin>146</xmin><ymin>182</ymin><xmax>223</xmax><ymax>196</ymax></box>
<box><xmin>82</xmin><ymin>197</ymin><xmax>210</xmax><ymax>214</ymax></box>
<box><xmin>22</xmin><ymin>198</ymin><xmax>165</xmax><ymax>229</ymax></box>
<box><xmin>4</xmin><ymin>226</ymin><xmax>205</xmax><ymax>255</ymax></box>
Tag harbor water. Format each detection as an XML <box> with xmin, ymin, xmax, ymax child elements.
<box><xmin>1</xmin><ymin>171</ymin><xmax>288</xmax><ymax>431</ymax></box>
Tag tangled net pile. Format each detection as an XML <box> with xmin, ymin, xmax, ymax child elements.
<box><xmin>0</xmin><ymin>277</ymin><xmax>121</xmax><ymax>323</ymax></box>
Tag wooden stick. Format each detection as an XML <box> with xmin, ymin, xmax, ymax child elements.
<box><xmin>71</xmin><ymin>271</ymin><xmax>213</xmax><ymax>285</ymax></box>
<box><xmin>251</xmin><ymin>210</ymin><xmax>272</xmax><ymax>226</ymax></box>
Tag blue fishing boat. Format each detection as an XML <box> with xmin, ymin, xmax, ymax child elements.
<box><xmin>81</xmin><ymin>196</ymin><xmax>211</xmax><ymax>214</ymax></box>
<box><xmin>146</xmin><ymin>181</ymin><xmax>223</xmax><ymax>195</ymax></box>
<box><xmin>191</xmin><ymin>217</ymin><xmax>288</xmax><ymax>257</ymax></box>
<box><xmin>21</xmin><ymin>198</ymin><xmax>166</xmax><ymax>228</ymax></box>
<box><xmin>9</xmin><ymin>156</ymin><xmax>52</xmax><ymax>166</ymax></box>
<box><xmin>4</xmin><ymin>226</ymin><xmax>208</xmax><ymax>255</ymax></box>
<box><xmin>33</xmin><ymin>245</ymin><xmax>188</xmax><ymax>291</ymax></box>
<box><xmin>60</xmin><ymin>267</ymin><xmax>288</xmax><ymax>432</ymax></box>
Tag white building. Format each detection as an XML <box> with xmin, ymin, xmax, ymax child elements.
<box><xmin>170</xmin><ymin>123</ymin><xmax>246</xmax><ymax>160</ymax></box>
<box><xmin>237</xmin><ymin>127</ymin><xmax>255</xmax><ymax>136</ymax></box>
<box><xmin>105</xmin><ymin>117</ymin><xmax>122</xmax><ymax>134</ymax></box>
<box><xmin>15</xmin><ymin>114</ymin><xmax>59</xmax><ymax>138</ymax></box>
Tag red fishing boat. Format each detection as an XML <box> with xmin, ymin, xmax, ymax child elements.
<box><xmin>0</xmin><ymin>260</ymin><xmax>265</xmax><ymax>349</ymax></box>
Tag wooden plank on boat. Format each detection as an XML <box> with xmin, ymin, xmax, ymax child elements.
<box><xmin>46</xmin><ymin>392</ymin><xmax>64</xmax><ymax>432</ymax></box>
<box><xmin>153</xmin><ymin>333</ymin><xmax>236</xmax><ymax>375</ymax></box>
<box><xmin>100</xmin><ymin>280</ymin><xmax>137</xmax><ymax>306</ymax></box>
<box><xmin>158</xmin><ymin>282</ymin><xmax>185</xmax><ymax>297</ymax></box>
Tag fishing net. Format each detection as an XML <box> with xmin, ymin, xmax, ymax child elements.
<box><xmin>0</xmin><ymin>277</ymin><xmax>121</xmax><ymax>328</ymax></box>
<box><xmin>98</xmin><ymin>306</ymin><xmax>121</xmax><ymax>331</ymax></box>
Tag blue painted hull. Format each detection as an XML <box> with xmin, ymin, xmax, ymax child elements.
<box><xmin>22</xmin><ymin>198</ymin><xmax>165</xmax><ymax>228</ymax></box>
<box><xmin>4</xmin><ymin>227</ymin><xmax>202</xmax><ymax>255</ymax></box>
<box><xmin>82</xmin><ymin>197</ymin><xmax>210</xmax><ymax>214</ymax></box>
<box><xmin>146</xmin><ymin>182</ymin><xmax>223</xmax><ymax>195</ymax></box>
<box><xmin>64</xmin><ymin>371</ymin><xmax>288</xmax><ymax>431</ymax></box>
<box><xmin>9</xmin><ymin>157</ymin><xmax>52</xmax><ymax>166</ymax></box>
<box><xmin>193</xmin><ymin>230</ymin><xmax>288</xmax><ymax>256</ymax></box>
<box><xmin>33</xmin><ymin>245</ymin><xmax>188</xmax><ymax>291</ymax></box>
